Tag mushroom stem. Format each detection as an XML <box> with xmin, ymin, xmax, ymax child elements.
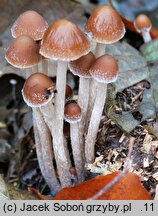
<box><xmin>25</xmin><ymin>68</ymin><xmax>33</xmax><ymax>79</ymax></box>
<box><xmin>40</xmin><ymin>102</ymin><xmax>71</xmax><ymax>167</ymax></box>
<box><xmin>78</xmin><ymin>77</ymin><xmax>90</xmax><ymax>157</ymax></box>
<box><xmin>85</xmin><ymin>43</ymin><xmax>106</xmax><ymax>133</ymax></box>
<box><xmin>142</xmin><ymin>31</ymin><xmax>151</xmax><ymax>43</ymax></box>
<box><xmin>54</xmin><ymin>60</ymin><xmax>72</xmax><ymax>187</ymax></box>
<box><xmin>70</xmin><ymin>123</ymin><xmax>85</xmax><ymax>183</ymax></box>
<box><xmin>32</xmin><ymin>64</ymin><xmax>38</xmax><ymax>72</ymax></box>
<box><xmin>42</xmin><ymin>57</ymin><xmax>48</xmax><ymax>75</ymax></box>
<box><xmin>95</xmin><ymin>43</ymin><xmax>106</xmax><ymax>58</ymax></box>
<box><xmin>25</xmin><ymin>64</ymin><xmax>38</xmax><ymax>79</ymax></box>
<box><xmin>33</xmin><ymin>108</ymin><xmax>60</xmax><ymax>193</ymax></box>
<box><xmin>85</xmin><ymin>83</ymin><xmax>107</xmax><ymax>163</ymax></box>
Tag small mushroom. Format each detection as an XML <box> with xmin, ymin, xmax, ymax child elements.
<box><xmin>22</xmin><ymin>73</ymin><xmax>60</xmax><ymax>192</ymax></box>
<box><xmin>85</xmin><ymin>5</ymin><xmax>125</xmax><ymax>57</ymax></box>
<box><xmin>134</xmin><ymin>14</ymin><xmax>152</xmax><ymax>43</ymax></box>
<box><xmin>11</xmin><ymin>10</ymin><xmax>49</xmax><ymax>75</ymax></box>
<box><xmin>5</xmin><ymin>35</ymin><xmax>41</xmax><ymax>77</ymax></box>
<box><xmin>22</xmin><ymin>73</ymin><xmax>55</xmax><ymax>107</ymax></box>
<box><xmin>69</xmin><ymin>52</ymin><xmax>96</xmax><ymax>162</ymax></box>
<box><xmin>64</xmin><ymin>102</ymin><xmax>85</xmax><ymax>183</ymax></box>
<box><xmin>85</xmin><ymin>54</ymin><xmax>118</xmax><ymax>163</ymax></box>
<box><xmin>40</xmin><ymin>19</ymin><xmax>90</xmax><ymax>187</ymax></box>
<box><xmin>11</xmin><ymin>10</ymin><xmax>48</xmax><ymax>41</ymax></box>
<box><xmin>85</xmin><ymin>5</ymin><xmax>125</xmax><ymax>131</ymax></box>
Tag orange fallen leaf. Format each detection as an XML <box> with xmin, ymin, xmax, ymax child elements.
<box><xmin>53</xmin><ymin>172</ymin><xmax>152</xmax><ymax>200</ymax></box>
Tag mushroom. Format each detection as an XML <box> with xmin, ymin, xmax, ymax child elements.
<box><xmin>4</xmin><ymin>36</ymin><xmax>59</xmax><ymax>192</ymax></box>
<box><xmin>22</xmin><ymin>73</ymin><xmax>55</xmax><ymax>107</ymax></box>
<box><xmin>134</xmin><ymin>14</ymin><xmax>152</xmax><ymax>43</ymax></box>
<box><xmin>40</xmin><ymin>19</ymin><xmax>90</xmax><ymax>187</ymax></box>
<box><xmin>11</xmin><ymin>10</ymin><xmax>48</xmax><ymax>41</ymax></box>
<box><xmin>5</xmin><ymin>35</ymin><xmax>41</xmax><ymax>77</ymax></box>
<box><xmin>85</xmin><ymin>5</ymin><xmax>125</xmax><ymax>130</ymax></box>
<box><xmin>64</xmin><ymin>102</ymin><xmax>84</xmax><ymax>183</ymax></box>
<box><xmin>11</xmin><ymin>10</ymin><xmax>49</xmax><ymax>74</ymax></box>
<box><xmin>85</xmin><ymin>5</ymin><xmax>125</xmax><ymax>57</ymax></box>
<box><xmin>85</xmin><ymin>54</ymin><xmax>118</xmax><ymax>163</ymax></box>
<box><xmin>22</xmin><ymin>72</ymin><xmax>60</xmax><ymax>192</ymax></box>
<box><xmin>68</xmin><ymin>52</ymin><xmax>96</xmax><ymax>160</ymax></box>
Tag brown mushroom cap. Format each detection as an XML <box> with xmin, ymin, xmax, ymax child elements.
<box><xmin>89</xmin><ymin>54</ymin><xmax>118</xmax><ymax>83</ymax></box>
<box><xmin>64</xmin><ymin>102</ymin><xmax>82</xmax><ymax>123</ymax></box>
<box><xmin>69</xmin><ymin>167</ymin><xmax>77</xmax><ymax>176</ymax></box>
<box><xmin>5</xmin><ymin>35</ymin><xmax>41</xmax><ymax>69</ymax></box>
<box><xmin>40</xmin><ymin>19</ymin><xmax>91</xmax><ymax>61</ymax></box>
<box><xmin>134</xmin><ymin>14</ymin><xmax>152</xmax><ymax>32</ymax></box>
<box><xmin>22</xmin><ymin>72</ymin><xmax>54</xmax><ymax>107</ymax></box>
<box><xmin>85</xmin><ymin>5</ymin><xmax>125</xmax><ymax>44</ymax></box>
<box><xmin>68</xmin><ymin>51</ymin><xmax>96</xmax><ymax>78</ymax></box>
<box><xmin>65</xmin><ymin>85</ymin><xmax>73</xmax><ymax>101</ymax></box>
<box><xmin>11</xmin><ymin>10</ymin><xmax>48</xmax><ymax>41</ymax></box>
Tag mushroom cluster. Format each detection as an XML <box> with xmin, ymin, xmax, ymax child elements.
<box><xmin>5</xmin><ymin>5</ymin><xmax>151</xmax><ymax>195</ymax></box>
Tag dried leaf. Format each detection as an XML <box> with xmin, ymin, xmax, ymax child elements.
<box><xmin>142</xmin><ymin>133</ymin><xmax>152</xmax><ymax>154</ymax></box>
<box><xmin>143</xmin><ymin>125</ymin><xmax>158</xmax><ymax>139</ymax></box>
<box><xmin>143</xmin><ymin>157</ymin><xmax>149</xmax><ymax>168</ymax></box>
<box><xmin>106</xmin><ymin>42</ymin><xmax>155</xmax><ymax>132</ymax></box>
<box><xmin>53</xmin><ymin>172</ymin><xmax>152</xmax><ymax>200</ymax></box>
<box><xmin>153</xmin><ymin>172</ymin><xmax>158</xmax><ymax>181</ymax></box>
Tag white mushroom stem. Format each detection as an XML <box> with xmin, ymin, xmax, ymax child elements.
<box><xmin>142</xmin><ymin>30</ymin><xmax>151</xmax><ymax>43</ymax></box>
<box><xmin>85</xmin><ymin>83</ymin><xmax>107</xmax><ymax>163</ymax></box>
<box><xmin>54</xmin><ymin>60</ymin><xmax>72</xmax><ymax>187</ymax></box>
<box><xmin>33</xmin><ymin>108</ymin><xmax>60</xmax><ymax>193</ymax></box>
<box><xmin>42</xmin><ymin>57</ymin><xmax>48</xmax><ymax>75</ymax></box>
<box><xmin>25</xmin><ymin>64</ymin><xmax>38</xmax><ymax>79</ymax></box>
<box><xmin>32</xmin><ymin>64</ymin><xmax>38</xmax><ymax>72</ymax></box>
<box><xmin>40</xmin><ymin>102</ymin><xmax>71</xmax><ymax>167</ymax></box>
<box><xmin>95</xmin><ymin>43</ymin><xmax>106</xmax><ymax>58</ymax></box>
<box><xmin>40</xmin><ymin>102</ymin><xmax>55</xmax><ymax>132</ymax></box>
<box><xmin>85</xmin><ymin>43</ymin><xmax>106</xmax><ymax>133</ymax></box>
<box><xmin>78</xmin><ymin>77</ymin><xmax>90</xmax><ymax>158</ymax></box>
<box><xmin>70</xmin><ymin>122</ymin><xmax>85</xmax><ymax>183</ymax></box>
<box><xmin>33</xmin><ymin>117</ymin><xmax>45</xmax><ymax>174</ymax></box>
<box><xmin>25</xmin><ymin>68</ymin><xmax>33</xmax><ymax>79</ymax></box>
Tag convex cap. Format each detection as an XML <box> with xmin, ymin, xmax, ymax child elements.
<box><xmin>85</xmin><ymin>5</ymin><xmax>125</xmax><ymax>44</ymax></box>
<box><xmin>64</xmin><ymin>102</ymin><xmax>82</xmax><ymax>124</ymax></box>
<box><xmin>22</xmin><ymin>73</ymin><xmax>54</xmax><ymax>107</ymax></box>
<box><xmin>11</xmin><ymin>10</ymin><xmax>48</xmax><ymax>41</ymax></box>
<box><xmin>5</xmin><ymin>35</ymin><xmax>41</xmax><ymax>68</ymax></box>
<box><xmin>134</xmin><ymin>14</ymin><xmax>152</xmax><ymax>32</ymax></box>
<box><xmin>69</xmin><ymin>52</ymin><xmax>96</xmax><ymax>78</ymax></box>
<box><xmin>89</xmin><ymin>54</ymin><xmax>118</xmax><ymax>83</ymax></box>
<box><xmin>40</xmin><ymin>19</ymin><xmax>91</xmax><ymax>61</ymax></box>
